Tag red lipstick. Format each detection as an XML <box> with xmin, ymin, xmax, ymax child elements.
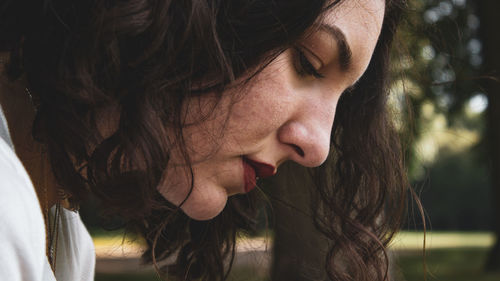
<box><xmin>242</xmin><ymin>157</ymin><xmax>276</xmax><ymax>193</ymax></box>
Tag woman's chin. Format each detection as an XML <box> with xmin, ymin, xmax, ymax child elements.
<box><xmin>163</xmin><ymin>183</ymin><xmax>230</xmax><ymax>221</ymax></box>
<box><xmin>181</xmin><ymin>204</ymin><xmax>226</xmax><ymax>220</ymax></box>
<box><xmin>180</xmin><ymin>194</ymin><xmax>228</xmax><ymax>221</ymax></box>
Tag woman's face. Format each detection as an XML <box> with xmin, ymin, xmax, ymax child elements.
<box><xmin>158</xmin><ymin>0</ymin><xmax>386</xmax><ymax>220</ymax></box>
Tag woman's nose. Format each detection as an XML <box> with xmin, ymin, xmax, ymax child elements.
<box><xmin>277</xmin><ymin>107</ymin><xmax>335</xmax><ymax>168</ymax></box>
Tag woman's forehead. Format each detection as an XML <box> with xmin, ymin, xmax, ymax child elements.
<box><xmin>322</xmin><ymin>0</ymin><xmax>385</xmax><ymax>24</ymax></box>
<box><xmin>319</xmin><ymin>0</ymin><xmax>385</xmax><ymax>48</ymax></box>
<box><xmin>318</xmin><ymin>0</ymin><xmax>385</xmax><ymax>81</ymax></box>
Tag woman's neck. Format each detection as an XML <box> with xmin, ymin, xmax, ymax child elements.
<box><xmin>0</xmin><ymin>57</ymin><xmax>59</xmax><ymax>211</ymax></box>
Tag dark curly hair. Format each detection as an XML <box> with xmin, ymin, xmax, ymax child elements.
<box><xmin>0</xmin><ymin>0</ymin><xmax>409</xmax><ymax>280</ymax></box>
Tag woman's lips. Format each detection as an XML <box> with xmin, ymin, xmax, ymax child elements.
<box><xmin>242</xmin><ymin>157</ymin><xmax>276</xmax><ymax>193</ymax></box>
<box><xmin>242</xmin><ymin>160</ymin><xmax>257</xmax><ymax>193</ymax></box>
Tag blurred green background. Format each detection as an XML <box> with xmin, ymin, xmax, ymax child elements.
<box><xmin>79</xmin><ymin>0</ymin><xmax>500</xmax><ymax>280</ymax></box>
<box><xmin>90</xmin><ymin>232</ymin><xmax>500</xmax><ymax>281</ymax></box>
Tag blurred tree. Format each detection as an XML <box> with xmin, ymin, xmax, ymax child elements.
<box><xmin>396</xmin><ymin>0</ymin><xmax>500</xmax><ymax>272</ymax></box>
<box><xmin>417</xmin><ymin>143</ymin><xmax>491</xmax><ymax>230</ymax></box>
<box><xmin>476</xmin><ymin>0</ymin><xmax>500</xmax><ymax>272</ymax></box>
<box><xmin>394</xmin><ymin>0</ymin><xmax>482</xmax><ymax>168</ymax></box>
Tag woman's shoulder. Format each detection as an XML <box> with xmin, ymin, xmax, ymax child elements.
<box><xmin>0</xmin><ymin>136</ymin><xmax>40</xmax><ymax>210</ymax></box>
<box><xmin>54</xmin><ymin>208</ymin><xmax>96</xmax><ymax>281</ymax></box>
<box><xmin>0</xmin><ymin>64</ymin><xmax>46</xmax><ymax>243</ymax></box>
<box><xmin>0</xmin><ymin>138</ymin><xmax>55</xmax><ymax>280</ymax></box>
<box><xmin>0</xmin><ymin>135</ymin><xmax>45</xmax><ymax>245</ymax></box>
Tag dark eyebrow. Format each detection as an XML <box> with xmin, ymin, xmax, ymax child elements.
<box><xmin>318</xmin><ymin>23</ymin><xmax>353</xmax><ymax>71</ymax></box>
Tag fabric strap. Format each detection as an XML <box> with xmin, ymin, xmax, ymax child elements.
<box><xmin>0</xmin><ymin>105</ymin><xmax>14</xmax><ymax>149</ymax></box>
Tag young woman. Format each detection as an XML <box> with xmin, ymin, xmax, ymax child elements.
<box><xmin>0</xmin><ymin>0</ymin><xmax>408</xmax><ymax>280</ymax></box>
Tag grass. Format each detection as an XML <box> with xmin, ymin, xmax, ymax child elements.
<box><xmin>392</xmin><ymin>232</ymin><xmax>500</xmax><ymax>281</ymax></box>
<box><xmin>92</xmin><ymin>231</ymin><xmax>495</xmax><ymax>250</ymax></box>
<box><xmin>96</xmin><ymin>267</ymin><xmax>268</xmax><ymax>281</ymax></box>
<box><xmin>390</xmin><ymin>231</ymin><xmax>495</xmax><ymax>250</ymax></box>
<box><xmin>396</xmin><ymin>247</ymin><xmax>500</xmax><ymax>281</ymax></box>
<box><xmin>96</xmin><ymin>273</ymin><xmax>160</xmax><ymax>281</ymax></box>
<box><xmin>93</xmin><ymin>232</ymin><xmax>500</xmax><ymax>281</ymax></box>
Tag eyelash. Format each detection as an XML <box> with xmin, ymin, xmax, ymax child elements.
<box><xmin>293</xmin><ymin>47</ymin><xmax>325</xmax><ymax>79</ymax></box>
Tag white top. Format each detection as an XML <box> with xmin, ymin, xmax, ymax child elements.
<box><xmin>0</xmin><ymin>107</ymin><xmax>95</xmax><ymax>280</ymax></box>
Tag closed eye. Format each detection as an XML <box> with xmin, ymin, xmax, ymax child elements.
<box><xmin>292</xmin><ymin>47</ymin><xmax>325</xmax><ymax>79</ymax></box>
